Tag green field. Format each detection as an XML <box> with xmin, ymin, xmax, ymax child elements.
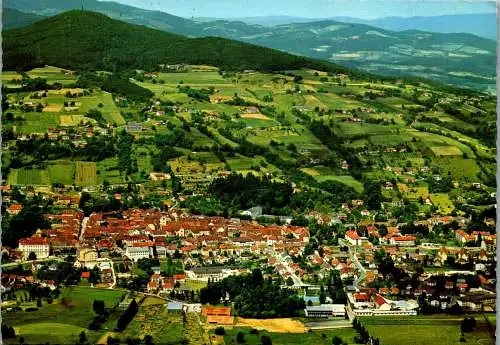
<box><xmin>13</xmin><ymin>113</ymin><xmax>61</xmax><ymax>134</ymax></box>
<box><xmin>360</xmin><ymin>316</ymin><xmax>494</xmax><ymax>345</ymax></box>
<box><xmin>430</xmin><ymin>193</ymin><xmax>455</xmax><ymax>214</ymax></box>
<box><xmin>7</xmin><ymin>168</ymin><xmax>51</xmax><ymax>185</ymax></box>
<box><xmin>78</xmin><ymin>91</ymin><xmax>125</xmax><ymax>125</ymax></box>
<box><xmin>47</xmin><ymin>160</ymin><xmax>76</xmax><ymax>185</ymax></box>
<box><xmin>2</xmin><ymin>287</ymin><xmax>127</xmax><ymax>345</ymax></box>
<box><xmin>217</xmin><ymin>327</ymin><xmax>358</xmax><ymax>345</ymax></box>
<box><xmin>119</xmin><ymin>302</ymin><xmax>186</xmax><ymax>344</ymax></box>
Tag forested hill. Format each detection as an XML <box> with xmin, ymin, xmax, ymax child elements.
<box><xmin>3</xmin><ymin>10</ymin><xmax>354</xmax><ymax>75</ymax></box>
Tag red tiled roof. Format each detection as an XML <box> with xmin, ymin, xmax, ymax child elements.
<box><xmin>374</xmin><ymin>294</ymin><xmax>387</xmax><ymax>306</ymax></box>
<box><xmin>391</xmin><ymin>236</ymin><xmax>416</xmax><ymax>241</ymax></box>
<box><xmin>19</xmin><ymin>237</ymin><xmax>49</xmax><ymax>245</ymax></box>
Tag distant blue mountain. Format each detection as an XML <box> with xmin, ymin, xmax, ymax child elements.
<box><xmin>333</xmin><ymin>13</ymin><xmax>496</xmax><ymax>40</ymax></box>
<box><xmin>205</xmin><ymin>13</ymin><xmax>496</xmax><ymax>40</ymax></box>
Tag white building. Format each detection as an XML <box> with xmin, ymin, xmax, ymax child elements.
<box><xmin>19</xmin><ymin>237</ymin><xmax>50</xmax><ymax>260</ymax></box>
<box><xmin>125</xmin><ymin>243</ymin><xmax>152</xmax><ymax>261</ymax></box>
<box><xmin>389</xmin><ymin>236</ymin><xmax>416</xmax><ymax>246</ymax></box>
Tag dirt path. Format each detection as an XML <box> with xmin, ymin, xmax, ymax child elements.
<box><xmin>97</xmin><ymin>332</ymin><xmax>116</xmax><ymax>345</ymax></box>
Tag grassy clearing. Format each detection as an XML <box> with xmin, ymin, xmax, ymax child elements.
<box><xmin>216</xmin><ymin>327</ymin><xmax>358</xmax><ymax>345</ymax></box>
<box><xmin>97</xmin><ymin>157</ymin><xmax>126</xmax><ymax>185</ymax></box>
<box><xmin>47</xmin><ymin>160</ymin><xmax>76</xmax><ymax>185</ymax></box>
<box><xmin>7</xmin><ymin>323</ymin><xmax>100</xmax><ymax>345</ymax></box>
<box><xmin>78</xmin><ymin>91</ymin><xmax>125</xmax><ymax>125</ymax></box>
<box><xmin>432</xmin><ymin>157</ymin><xmax>480</xmax><ymax>181</ymax></box>
<box><xmin>360</xmin><ymin>316</ymin><xmax>494</xmax><ymax>345</ymax></box>
<box><xmin>2</xmin><ymin>287</ymin><xmax>126</xmax><ymax>345</ymax></box>
<box><xmin>14</xmin><ymin>112</ymin><xmax>61</xmax><ymax>134</ymax></box>
<box><xmin>430</xmin><ymin>193</ymin><xmax>455</xmax><ymax>214</ymax></box>
<box><xmin>75</xmin><ymin>161</ymin><xmax>98</xmax><ymax>186</ymax></box>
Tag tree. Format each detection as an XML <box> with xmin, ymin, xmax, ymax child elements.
<box><xmin>143</xmin><ymin>335</ymin><xmax>154</xmax><ymax>345</ymax></box>
<box><xmin>332</xmin><ymin>336</ymin><xmax>343</xmax><ymax>345</ymax></box>
<box><xmin>37</xmin><ymin>297</ymin><xmax>42</xmax><ymax>307</ymax></box>
<box><xmin>28</xmin><ymin>251</ymin><xmax>37</xmax><ymax>261</ymax></box>
<box><xmin>93</xmin><ymin>299</ymin><xmax>105</xmax><ymax>315</ymax></box>
<box><xmin>236</xmin><ymin>331</ymin><xmax>245</xmax><ymax>343</ymax></box>
<box><xmin>1</xmin><ymin>325</ymin><xmax>16</xmax><ymax>338</ymax></box>
<box><xmin>215</xmin><ymin>327</ymin><xmax>226</xmax><ymax>335</ymax></box>
<box><xmin>261</xmin><ymin>335</ymin><xmax>272</xmax><ymax>345</ymax></box>
<box><xmin>319</xmin><ymin>285</ymin><xmax>326</xmax><ymax>304</ymax></box>
<box><xmin>461</xmin><ymin>317</ymin><xmax>477</xmax><ymax>333</ymax></box>
<box><xmin>79</xmin><ymin>331</ymin><xmax>87</xmax><ymax>344</ymax></box>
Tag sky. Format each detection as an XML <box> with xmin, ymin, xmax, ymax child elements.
<box><xmin>107</xmin><ymin>0</ymin><xmax>496</xmax><ymax>19</ymax></box>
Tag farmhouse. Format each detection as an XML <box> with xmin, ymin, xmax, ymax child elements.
<box><xmin>7</xmin><ymin>204</ymin><xmax>23</xmax><ymax>215</ymax></box>
<box><xmin>345</xmin><ymin>230</ymin><xmax>361</xmax><ymax>246</ymax></box>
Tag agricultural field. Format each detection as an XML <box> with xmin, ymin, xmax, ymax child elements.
<box><xmin>27</xmin><ymin>66</ymin><xmax>78</xmax><ymax>85</ymax></box>
<box><xmin>360</xmin><ymin>316</ymin><xmax>494</xmax><ymax>345</ymax></box>
<box><xmin>7</xmin><ymin>168</ymin><xmax>51</xmax><ymax>186</ymax></box>
<box><xmin>430</xmin><ymin>193</ymin><xmax>455</xmax><ymax>214</ymax></box>
<box><xmin>117</xmin><ymin>300</ymin><xmax>186</xmax><ymax>344</ymax></box>
<box><xmin>78</xmin><ymin>91</ymin><xmax>125</xmax><ymax>125</ymax></box>
<box><xmin>47</xmin><ymin>160</ymin><xmax>76</xmax><ymax>186</ymax></box>
<box><xmin>75</xmin><ymin>161</ymin><xmax>98</xmax><ymax>186</ymax></box>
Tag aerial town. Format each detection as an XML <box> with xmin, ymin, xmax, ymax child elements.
<box><xmin>1</xmin><ymin>1</ymin><xmax>497</xmax><ymax>345</ymax></box>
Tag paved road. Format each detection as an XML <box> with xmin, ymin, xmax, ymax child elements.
<box><xmin>339</xmin><ymin>238</ymin><xmax>366</xmax><ymax>288</ymax></box>
<box><xmin>79</xmin><ymin>216</ymin><xmax>89</xmax><ymax>241</ymax></box>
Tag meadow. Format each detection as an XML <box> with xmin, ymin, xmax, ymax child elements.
<box><xmin>214</xmin><ymin>327</ymin><xmax>358</xmax><ymax>345</ymax></box>
<box><xmin>2</xmin><ymin>286</ymin><xmax>127</xmax><ymax>345</ymax></box>
<box><xmin>359</xmin><ymin>316</ymin><xmax>494</xmax><ymax>345</ymax></box>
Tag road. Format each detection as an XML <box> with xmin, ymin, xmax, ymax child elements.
<box><xmin>271</xmin><ymin>248</ymin><xmax>307</xmax><ymax>287</ymax></box>
<box><xmin>1</xmin><ymin>256</ymin><xmax>64</xmax><ymax>268</ymax></box>
<box><xmin>339</xmin><ymin>238</ymin><xmax>366</xmax><ymax>288</ymax></box>
<box><xmin>79</xmin><ymin>216</ymin><xmax>89</xmax><ymax>241</ymax></box>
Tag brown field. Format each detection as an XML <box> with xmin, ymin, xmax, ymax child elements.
<box><xmin>236</xmin><ymin>318</ymin><xmax>306</xmax><ymax>333</ymax></box>
<box><xmin>75</xmin><ymin>161</ymin><xmax>97</xmax><ymax>186</ymax></box>
<box><xmin>301</xmin><ymin>167</ymin><xmax>320</xmax><ymax>176</ymax></box>
<box><xmin>60</xmin><ymin>115</ymin><xmax>74</xmax><ymax>126</ymax></box>
<box><xmin>210</xmin><ymin>95</ymin><xmax>233</xmax><ymax>103</ymax></box>
<box><xmin>241</xmin><ymin>113</ymin><xmax>271</xmax><ymax>120</ymax></box>
<box><xmin>48</xmin><ymin>88</ymin><xmax>84</xmax><ymax>95</ymax></box>
<box><xmin>44</xmin><ymin>104</ymin><xmax>63</xmax><ymax>112</ymax></box>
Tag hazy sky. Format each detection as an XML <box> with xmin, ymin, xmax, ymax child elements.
<box><xmin>107</xmin><ymin>0</ymin><xmax>496</xmax><ymax>19</ymax></box>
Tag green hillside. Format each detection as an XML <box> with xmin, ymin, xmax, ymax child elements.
<box><xmin>3</xmin><ymin>10</ymin><xmax>354</xmax><ymax>76</ymax></box>
<box><xmin>2</xmin><ymin>8</ymin><xmax>44</xmax><ymax>30</ymax></box>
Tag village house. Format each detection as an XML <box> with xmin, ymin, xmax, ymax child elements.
<box><xmin>345</xmin><ymin>230</ymin><xmax>361</xmax><ymax>246</ymax></box>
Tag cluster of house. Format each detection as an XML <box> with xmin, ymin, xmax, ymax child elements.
<box><xmin>12</xmin><ymin>208</ymin><xmax>311</xmax><ymax>269</ymax></box>
<box><xmin>14</xmin><ymin>210</ymin><xmax>83</xmax><ymax>260</ymax></box>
